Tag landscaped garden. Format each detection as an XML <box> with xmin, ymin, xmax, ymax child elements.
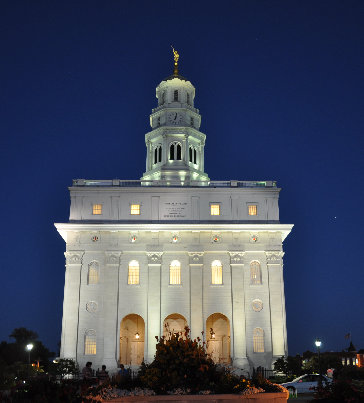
<box><xmin>1</xmin><ymin>327</ymin><xmax>287</xmax><ymax>402</ymax></box>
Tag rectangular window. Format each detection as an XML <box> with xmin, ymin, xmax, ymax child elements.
<box><xmin>130</xmin><ymin>204</ymin><xmax>140</xmax><ymax>215</ymax></box>
<box><xmin>85</xmin><ymin>335</ymin><xmax>96</xmax><ymax>355</ymax></box>
<box><xmin>248</xmin><ymin>205</ymin><xmax>257</xmax><ymax>216</ymax></box>
<box><xmin>211</xmin><ymin>264</ymin><xmax>222</xmax><ymax>285</ymax></box>
<box><xmin>174</xmin><ymin>89</ymin><xmax>178</xmax><ymax>101</ymax></box>
<box><xmin>170</xmin><ymin>265</ymin><xmax>181</xmax><ymax>285</ymax></box>
<box><xmin>92</xmin><ymin>204</ymin><xmax>102</xmax><ymax>215</ymax></box>
<box><xmin>210</xmin><ymin>204</ymin><xmax>220</xmax><ymax>216</ymax></box>
<box><xmin>128</xmin><ymin>265</ymin><xmax>139</xmax><ymax>285</ymax></box>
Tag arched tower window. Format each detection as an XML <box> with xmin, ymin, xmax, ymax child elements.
<box><xmin>85</xmin><ymin>330</ymin><xmax>97</xmax><ymax>355</ymax></box>
<box><xmin>154</xmin><ymin>148</ymin><xmax>158</xmax><ymax>164</ymax></box>
<box><xmin>187</xmin><ymin>93</ymin><xmax>190</xmax><ymax>105</ymax></box>
<box><xmin>88</xmin><ymin>261</ymin><xmax>99</xmax><ymax>285</ymax></box>
<box><xmin>153</xmin><ymin>145</ymin><xmax>162</xmax><ymax>164</ymax></box>
<box><xmin>189</xmin><ymin>146</ymin><xmax>197</xmax><ymax>164</ymax></box>
<box><xmin>169</xmin><ymin>142</ymin><xmax>182</xmax><ymax>160</ymax></box>
<box><xmin>128</xmin><ymin>260</ymin><xmax>139</xmax><ymax>285</ymax></box>
<box><xmin>250</xmin><ymin>261</ymin><xmax>262</xmax><ymax>285</ymax></box>
<box><xmin>211</xmin><ymin>260</ymin><xmax>222</xmax><ymax>284</ymax></box>
<box><xmin>174</xmin><ymin>89</ymin><xmax>178</xmax><ymax>101</ymax></box>
<box><xmin>169</xmin><ymin>260</ymin><xmax>181</xmax><ymax>285</ymax></box>
<box><xmin>253</xmin><ymin>328</ymin><xmax>265</xmax><ymax>352</ymax></box>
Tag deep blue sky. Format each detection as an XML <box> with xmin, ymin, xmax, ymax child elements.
<box><xmin>1</xmin><ymin>1</ymin><xmax>363</xmax><ymax>357</ymax></box>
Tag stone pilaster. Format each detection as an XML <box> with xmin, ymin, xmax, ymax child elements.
<box><xmin>229</xmin><ymin>252</ymin><xmax>249</xmax><ymax>371</ymax></box>
<box><xmin>61</xmin><ymin>251</ymin><xmax>84</xmax><ymax>359</ymax></box>
<box><xmin>146</xmin><ymin>252</ymin><xmax>163</xmax><ymax>362</ymax></box>
<box><xmin>266</xmin><ymin>251</ymin><xmax>287</xmax><ymax>359</ymax></box>
<box><xmin>102</xmin><ymin>251</ymin><xmax>121</xmax><ymax>368</ymax></box>
<box><xmin>188</xmin><ymin>252</ymin><xmax>204</xmax><ymax>340</ymax></box>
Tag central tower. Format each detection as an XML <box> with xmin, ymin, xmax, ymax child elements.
<box><xmin>141</xmin><ymin>50</ymin><xmax>209</xmax><ymax>185</ymax></box>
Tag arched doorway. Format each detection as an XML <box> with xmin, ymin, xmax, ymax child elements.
<box><xmin>120</xmin><ymin>314</ymin><xmax>145</xmax><ymax>366</ymax></box>
<box><xmin>163</xmin><ymin>313</ymin><xmax>188</xmax><ymax>339</ymax></box>
<box><xmin>206</xmin><ymin>313</ymin><xmax>231</xmax><ymax>364</ymax></box>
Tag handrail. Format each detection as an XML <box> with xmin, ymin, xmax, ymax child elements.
<box><xmin>72</xmin><ymin>179</ymin><xmax>277</xmax><ymax>188</ymax></box>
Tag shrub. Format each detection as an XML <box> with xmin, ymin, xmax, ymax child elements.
<box><xmin>139</xmin><ymin>327</ymin><xmax>217</xmax><ymax>393</ymax></box>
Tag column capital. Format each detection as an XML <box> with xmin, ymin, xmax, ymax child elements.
<box><xmin>265</xmin><ymin>251</ymin><xmax>284</xmax><ymax>264</ymax></box>
<box><xmin>146</xmin><ymin>252</ymin><xmax>163</xmax><ymax>265</ymax></box>
<box><xmin>105</xmin><ymin>251</ymin><xmax>122</xmax><ymax>265</ymax></box>
<box><xmin>188</xmin><ymin>252</ymin><xmax>204</xmax><ymax>265</ymax></box>
<box><xmin>229</xmin><ymin>251</ymin><xmax>245</xmax><ymax>264</ymax></box>
<box><xmin>64</xmin><ymin>251</ymin><xmax>84</xmax><ymax>265</ymax></box>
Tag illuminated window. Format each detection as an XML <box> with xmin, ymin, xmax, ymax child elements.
<box><xmin>128</xmin><ymin>260</ymin><xmax>139</xmax><ymax>285</ymax></box>
<box><xmin>174</xmin><ymin>89</ymin><xmax>178</xmax><ymax>101</ymax></box>
<box><xmin>211</xmin><ymin>260</ymin><xmax>222</xmax><ymax>284</ymax></box>
<box><xmin>253</xmin><ymin>328</ymin><xmax>264</xmax><ymax>352</ymax></box>
<box><xmin>85</xmin><ymin>330</ymin><xmax>96</xmax><ymax>355</ymax></box>
<box><xmin>210</xmin><ymin>204</ymin><xmax>220</xmax><ymax>216</ymax></box>
<box><xmin>88</xmin><ymin>262</ymin><xmax>99</xmax><ymax>285</ymax></box>
<box><xmin>169</xmin><ymin>260</ymin><xmax>181</xmax><ymax>285</ymax></box>
<box><xmin>130</xmin><ymin>204</ymin><xmax>140</xmax><ymax>215</ymax></box>
<box><xmin>250</xmin><ymin>261</ymin><xmax>262</xmax><ymax>285</ymax></box>
<box><xmin>92</xmin><ymin>204</ymin><xmax>102</xmax><ymax>215</ymax></box>
<box><xmin>248</xmin><ymin>205</ymin><xmax>257</xmax><ymax>216</ymax></box>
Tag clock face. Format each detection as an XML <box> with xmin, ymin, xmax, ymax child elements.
<box><xmin>167</xmin><ymin>112</ymin><xmax>182</xmax><ymax>125</ymax></box>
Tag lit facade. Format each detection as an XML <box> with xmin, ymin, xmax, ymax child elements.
<box><xmin>56</xmin><ymin>63</ymin><xmax>293</xmax><ymax>374</ymax></box>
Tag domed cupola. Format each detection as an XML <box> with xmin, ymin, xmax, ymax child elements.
<box><xmin>141</xmin><ymin>48</ymin><xmax>209</xmax><ymax>186</ymax></box>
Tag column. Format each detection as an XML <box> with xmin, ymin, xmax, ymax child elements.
<box><xmin>103</xmin><ymin>251</ymin><xmax>121</xmax><ymax>369</ymax></box>
<box><xmin>188</xmin><ymin>252</ymin><xmax>204</xmax><ymax>340</ymax></box>
<box><xmin>266</xmin><ymin>251</ymin><xmax>287</xmax><ymax>359</ymax></box>
<box><xmin>61</xmin><ymin>251</ymin><xmax>84</xmax><ymax>359</ymax></box>
<box><xmin>229</xmin><ymin>252</ymin><xmax>249</xmax><ymax>370</ymax></box>
<box><xmin>146</xmin><ymin>252</ymin><xmax>163</xmax><ymax>362</ymax></box>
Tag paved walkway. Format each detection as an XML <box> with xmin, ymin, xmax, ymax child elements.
<box><xmin>288</xmin><ymin>394</ymin><xmax>314</xmax><ymax>402</ymax></box>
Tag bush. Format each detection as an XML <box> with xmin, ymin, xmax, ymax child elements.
<box><xmin>139</xmin><ymin>327</ymin><xmax>218</xmax><ymax>393</ymax></box>
<box><xmin>314</xmin><ymin>379</ymin><xmax>364</xmax><ymax>402</ymax></box>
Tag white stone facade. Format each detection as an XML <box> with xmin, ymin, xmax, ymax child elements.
<box><xmin>55</xmin><ymin>67</ymin><xmax>293</xmax><ymax>374</ymax></box>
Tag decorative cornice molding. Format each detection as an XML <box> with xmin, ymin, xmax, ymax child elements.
<box><xmin>64</xmin><ymin>251</ymin><xmax>84</xmax><ymax>265</ymax></box>
<box><xmin>229</xmin><ymin>252</ymin><xmax>245</xmax><ymax>264</ymax></box>
<box><xmin>105</xmin><ymin>251</ymin><xmax>121</xmax><ymax>265</ymax></box>
<box><xmin>188</xmin><ymin>252</ymin><xmax>204</xmax><ymax>265</ymax></box>
<box><xmin>265</xmin><ymin>251</ymin><xmax>284</xmax><ymax>264</ymax></box>
<box><xmin>146</xmin><ymin>252</ymin><xmax>163</xmax><ymax>265</ymax></box>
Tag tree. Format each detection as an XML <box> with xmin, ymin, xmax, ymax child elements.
<box><xmin>10</xmin><ymin>327</ymin><xmax>38</xmax><ymax>345</ymax></box>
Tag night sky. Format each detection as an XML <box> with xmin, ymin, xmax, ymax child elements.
<box><xmin>1</xmin><ymin>1</ymin><xmax>363</xmax><ymax>357</ymax></box>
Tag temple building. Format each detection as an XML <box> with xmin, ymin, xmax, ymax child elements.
<box><xmin>55</xmin><ymin>51</ymin><xmax>293</xmax><ymax>373</ymax></box>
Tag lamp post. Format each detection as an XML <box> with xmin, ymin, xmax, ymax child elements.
<box><xmin>26</xmin><ymin>343</ymin><xmax>33</xmax><ymax>365</ymax></box>
<box><xmin>315</xmin><ymin>338</ymin><xmax>322</xmax><ymax>388</ymax></box>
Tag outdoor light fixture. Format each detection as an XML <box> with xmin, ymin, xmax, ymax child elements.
<box><xmin>315</xmin><ymin>338</ymin><xmax>322</xmax><ymax>387</ymax></box>
<box><xmin>26</xmin><ymin>343</ymin><xmax>34</xmax><ymax>365</ymax></box>
<box><xmin>135</xmin><ymin>332</ymin><xmax>140</xmax><ymax>339</ymax></box>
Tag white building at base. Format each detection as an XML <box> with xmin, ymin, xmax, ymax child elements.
<box><xmin>55</xmin><ymin>59</ymin><xmax>293</xmax><ymax>374</ymax></box>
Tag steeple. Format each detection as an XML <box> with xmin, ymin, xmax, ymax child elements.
<box><xmin>141</xmin><ymin>50</ymin><xmax>209</xmax><ymax>186</ymax></box>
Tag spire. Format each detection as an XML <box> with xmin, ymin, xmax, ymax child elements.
<box><xmin>171</xmin><ymin>46</ymin><xmax>179</xmax><ymax>76</ymax></box>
